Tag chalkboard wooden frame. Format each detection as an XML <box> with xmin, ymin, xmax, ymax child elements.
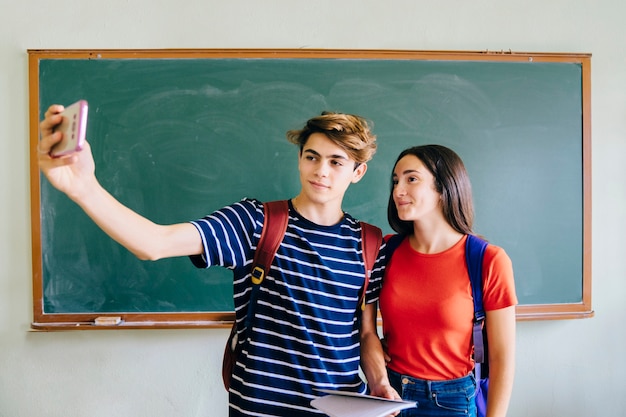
<box><xmin>28</xmin><ymin>49</ymin><xmax>592</xmax><ymax>329</ymax></box>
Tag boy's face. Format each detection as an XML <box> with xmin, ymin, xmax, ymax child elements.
<box><xmin>297</xmin><ymin>133</ymin><xmax>367</xmax><ymax>206</ymax></box>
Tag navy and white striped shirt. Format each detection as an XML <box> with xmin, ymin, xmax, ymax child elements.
<box><xmin>190</xmin><ymin>198</ymin><xmax>385</xmax><ymax>417</ymax></box>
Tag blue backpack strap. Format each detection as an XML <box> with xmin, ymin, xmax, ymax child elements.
<box><xmin>466</xmin><ymin>234</ymin><xmax>489</xmax><ymax>368</ymax></box>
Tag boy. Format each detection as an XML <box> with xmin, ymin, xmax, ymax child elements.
<box><xmin>38</xmin><ymin>106</ymin><xmax>397</xmax><ymax>416</ymax></box>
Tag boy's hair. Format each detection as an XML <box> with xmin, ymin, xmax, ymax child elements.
<box><xmin>286</xmin><ymin>111</ymin><xmax>377</xmax><ymax>164</ymax></box>
<box><xmin>387</xmin><ymin>144</ymin><xmax>474</xmax><ymax>236</ymax></box>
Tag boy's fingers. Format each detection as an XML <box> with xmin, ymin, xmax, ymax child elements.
<box><xmin>40</xmin><ymin>105</ymin><xmax>65</xmax><ymax>134</ymax></box>
<box><xmin>36</xmin><ymin>143</ymin><xmax>49</xmax><ymax>155</ymax></box>
<box><xmin>44</xmin><ymin>104</ymin><xmax>65</xmax><ymax>117</ymax></box>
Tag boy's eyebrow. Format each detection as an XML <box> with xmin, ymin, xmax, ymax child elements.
<box><xmin>303</xmin><ymin>148</ymin><xmax>350</xmax><ymax>161</ymax></box>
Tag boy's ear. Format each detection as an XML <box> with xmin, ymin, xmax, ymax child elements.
<box><xmin>351</xmin><ymin>163</ymin><xmax>368</xmax><ymax>183</ymax></box>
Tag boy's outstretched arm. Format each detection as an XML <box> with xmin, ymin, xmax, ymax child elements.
<box><xmin>38</xmin><ymin>104</ymin><xmax>202</xmax><ymax>261</ymax></box>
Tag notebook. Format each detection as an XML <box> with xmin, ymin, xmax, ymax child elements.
<box><xmin>311</xmin><ymin>389</ymin><xmax>417</xmax><ymax>417</ymax></box>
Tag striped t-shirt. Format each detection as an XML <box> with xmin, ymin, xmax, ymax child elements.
<box><xmin>189</xmin><ymin>198</ymin><xmax>385</xmax><ymax>417</ymax></box>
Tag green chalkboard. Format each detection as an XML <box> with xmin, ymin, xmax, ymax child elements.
<box><xmin>29</xmin><ymin>50</ymin><xmax>592</xmax><ymax>328</ymax></box>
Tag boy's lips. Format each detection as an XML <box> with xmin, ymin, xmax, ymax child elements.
<box><xmin>310</xmin><ymin>181</ymin><xmax>329</xmax><ymax>189</ymax></box>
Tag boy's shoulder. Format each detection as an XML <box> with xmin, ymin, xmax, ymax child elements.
<box><xmin>231</xmin><ymin>197</ymin><xmax>264</xmax><ymax>214</ymax></box>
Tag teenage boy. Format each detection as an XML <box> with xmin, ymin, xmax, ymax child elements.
<box><xmin>38</xmin><ymin>106</ymin><xmax>398</xmax><ymax>417</ymax></box>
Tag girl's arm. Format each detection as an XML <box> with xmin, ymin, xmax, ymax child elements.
<box><xmin>484</xmin><ymin>305</ymin><xmax>516</xmax><ymax>417</ymax></box>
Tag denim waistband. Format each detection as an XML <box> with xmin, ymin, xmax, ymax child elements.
<box><xmin>388</xmin><ymin>368</ymin><xmax>476</xmax><ymax>392</ymax></box>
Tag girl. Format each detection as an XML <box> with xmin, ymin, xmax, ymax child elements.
<box><xmin>378</xmin><ymin>145</ymin><xmax>517</xmax><ymax>417</ymax></box>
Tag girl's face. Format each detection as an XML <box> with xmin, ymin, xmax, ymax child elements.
<box><xmin>392</xmin><ymin>154</ymin><xmax>442</xmax><ymax>223</ymax></box>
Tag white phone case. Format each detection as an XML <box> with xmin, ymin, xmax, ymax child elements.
<box><xmin>50</xmin><ymin>100</ymin><xmax>88</xmax><ymax>158</ymax></box>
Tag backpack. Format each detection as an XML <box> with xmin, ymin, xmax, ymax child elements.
<box><xmin>385</xmin><ymin>233</ymin><xmax>489</xmax><ymax>417</ymax></box>
<box><xmin>222</xmin><ymin>200</ymin><xmax>383</xmax><ymax>391</ymax></box>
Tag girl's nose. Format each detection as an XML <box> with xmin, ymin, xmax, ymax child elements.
<box><xmin>393</xmin><ymin>182</ymin><xmax>405</xmax><ymax>197</ymax></box>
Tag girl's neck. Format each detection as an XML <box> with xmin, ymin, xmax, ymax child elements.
<box><xmin>410</xmin><ymin>221</ymin><xmax>464</xmax><ymax>254</ymax></box>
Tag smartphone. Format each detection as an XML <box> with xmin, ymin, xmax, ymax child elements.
<box><xmin>50</xmin><ymin>100</ymin><xmax>88</xmax><ymax>158</ymax></box>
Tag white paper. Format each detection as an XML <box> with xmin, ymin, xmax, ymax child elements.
<box><xmin>310</xmin><ymin>389</ymin><xmax>417</xmax><ymax>417</ymax></box>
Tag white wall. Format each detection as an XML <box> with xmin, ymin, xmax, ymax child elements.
<box><xmin>1</xmin><ymin>1</ymin><xmax>625</xmax><ymax>416</ymax></box>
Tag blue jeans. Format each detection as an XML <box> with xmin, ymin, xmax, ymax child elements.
<box><xmin>387</xmin><ymin>368</ymin><xmax>477</xmax><ymax>417</ymax></box>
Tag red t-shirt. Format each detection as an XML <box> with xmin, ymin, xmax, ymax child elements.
<box><xmin>379</xmin><ymin>234</ymin><xmax>517</xmax><ymax>381</ymax></box>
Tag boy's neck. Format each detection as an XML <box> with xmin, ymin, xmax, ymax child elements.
<box><xmin>291</xmin><ymin>195</ymin><xmax>344</xmax><ymax>226</ymax></box>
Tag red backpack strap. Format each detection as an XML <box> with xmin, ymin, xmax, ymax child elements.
<box><xmin>223</xmin><ymin>200</ymin><xmax>289</xmax><ymax>391</ymax></box>
<box><xmin>358</xmin><ymin>221</ymin><xmax>383</xmax><ymax>311</ymax></box>
<box><xmin>245</xmin><ymin>200</ymin><xmax>289</xmax><ymax>331</ymax></box>
<box><xmin>250</xmin><ymin>200</ymin><xmax>290</xmax><ymax>285</ymax></box>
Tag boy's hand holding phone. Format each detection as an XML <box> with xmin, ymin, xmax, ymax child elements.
<box><xmin>38</xmin><ymin>101</ymin><xmax>97</xmax><ymax>200</ymax></box>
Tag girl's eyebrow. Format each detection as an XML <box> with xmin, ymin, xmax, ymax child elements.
<box><xmin>394</xmin><ymin>169</ymin><xmax>421</xmax><ymax>177</ymax></box>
